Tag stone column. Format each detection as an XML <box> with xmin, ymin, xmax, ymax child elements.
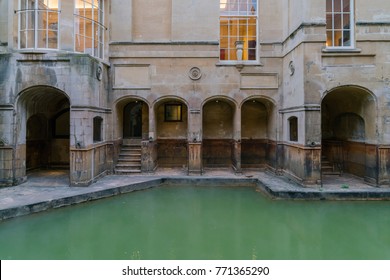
<box><xmin>187</xmin><ymin>108</ymin><xmax>202</xmax><ymax>175</ymax></box>
<box><xmin>140</xmin><ymin>105</ymin><xmax>157</xmax><ymax>172</ymax></box>
<box><xmin>232</xmin><ymin>106</ymin><xmax>241</xmax><ymax>173</ymax></box>
<box><xmin>148</xmin><ymin>105</ymin><xmax>156</xmax><ymax>141</ymax></box>
<box><xmin>141</xmin><ymin>140</ymin><xmax>157</xmax><ymax>172</ymax></box>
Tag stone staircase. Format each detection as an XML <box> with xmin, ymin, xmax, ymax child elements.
<box><xmin>115</xmin><ymin>139</ymin><xmax>142</xmax><ymax>174</ymax></box>
<box><xmin>321</xmin><ymin>155</ymin><xmax>342</xmax><ymax>176</ymax></box>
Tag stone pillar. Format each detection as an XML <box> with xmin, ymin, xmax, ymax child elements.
<box><xmin>232</xmin><ymin>106</ymin><xmax>241</xmax><ymax>173</ymax></box>
<box><xmin>188</xmin><ymin>142</ymin><xmax>202</xmax><ymax>175</ymax></box>
<box><xmin>378</xmin><ymin>146</ymin><xmax>390</xmax><ymax>186</ymax></box>
<box><xmin>141</xmin><ymin>105</ymin><xmax>158</xmax><ymax>172</ymax></box>
<box><xmin>232</xmin><ymin>140</ymin><xmax>241</xmax><ymax>173</ymax></box>
<box><xmin>187</xmin><ymin>107</ymin><xmax>202</xmax><ymax>174</ymax></box>
<box><xmin>148</xmin><ymin>105</ymin><xmax>156</xmax><ymax>141</ymax></box>
<box><xmin>0</xmin><ymin>106</ymin><xmax>17</xmax><ymax>186</ymax></box>
<box><xmin>141</xmin><ymin>140</ymin><xmax>157</xmax><ymax>172</ymax></box>
<box><xmin>303</xmin><ymin>145</ymin><xmax>321</xmax><ymax>185</ymax></box>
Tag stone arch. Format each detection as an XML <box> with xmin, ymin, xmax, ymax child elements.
<box><xmin>153</xmin><ymin>96</ymin><xmax>189</xmax><ymax>168</ymax></box>
<box><xmin>321</xmin><ymin>85</ymin><xmax>378</xmax><ymax>184</ymax></box>
<box><xmin>240</xmin><ymin>96</ymin><xmax>278</xmax><ymax>169</ymax></box>
<box><xmin>114</xmin><ymin>97</ymin><xmax>150</xmax><ymax>140</ymax></box>
<box><xmin>16</xmin><ymin>85</ymin><xmax>71</xmax><ymax>179</ymax></box>
<box><xmin>202</xmin><ymin>97</ymin><xmax>237</xmax><ymax>168</ymax></box>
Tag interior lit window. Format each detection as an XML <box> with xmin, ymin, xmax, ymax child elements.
<box><xmin>74</xmin><ymin>0</ymin><xmax>105</xmax><ymax>59</ymax></box>
<box><xmin>220</xmin><ymin>0</ymin><xmax>257</xmax><ymax>61</ymax></box>
<box><xmin>326</xmin><ymin>0</ymin><xmax>354</xmax><ymax>48</ymax></box>
<box><xmin>18</xmin><ymin>0</ymin><xmax>60</xmax><ymax>49</ymax></box>
<box><xmin>165</xmin><ymin>104</ymin><xmax>182</xmax><ymax>122</ymax></box>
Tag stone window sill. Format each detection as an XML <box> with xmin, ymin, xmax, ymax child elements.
<box><xmin>321</xmin><ymin>47</ymin><xmax>362</xmax><ymax>54</ymax></box>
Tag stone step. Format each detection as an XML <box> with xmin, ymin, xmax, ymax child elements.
<box><xmin>115</xmin><ymin>169</ymin><xmax>142</xmax><ymax>174</ymax></box>
<box><xmin>115</xmin><ymin>143</ymin><xmax>142</xmax><ymax>175</ymax></box>
<box><xmin>322</xmin><ymin>171</ymin><xmax>341</xmax><ymax>175</ymax></box>
<box><xmin>122</xmin><ymin>145</ymin><xmax>142</xmax><ymax>149</ymax></box>
<box><xmin>116</xmin><ymin>162</ymin><xmax>141</xmax><ymax>167</ymax></box>
<box><xmin>117</xmin><ymin>159</ymin><xmax>141</xmax><ymax>164</ymax></box>
<box><xmin>121</xmin><ymin>150</ymin><xmax>141</xmax><ymax>154</ymax></box>
<box><xmin>119</xmin><ymin>152</ymin><xmax>141</xmax><ymax>156</ymax></box>
<box><xmin>123</xmin><ymin>139</ymin><xmax>142</xmax><ymax>145</ymax></box>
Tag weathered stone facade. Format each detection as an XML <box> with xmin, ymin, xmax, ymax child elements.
<box><xmin>0</xmin><ymin>0</ymin><xmax>390</xmax><ymax>187</ymax></box>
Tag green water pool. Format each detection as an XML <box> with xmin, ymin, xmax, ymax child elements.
<box><xmin>1</xmin><ymin>184</ymin><xmax>390</xmax><ymax>260</ymax></box>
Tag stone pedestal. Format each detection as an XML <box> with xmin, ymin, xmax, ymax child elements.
<box><xmin>188</xmin><ymin>142</ymin><xmax>202</xmax><ymax>175</ymax></box>
<box><xmin>232</xmin><ymin>140</ymin><xmax>242</xmax><ymax>173</ymax></box>
<box><xmin>141</xmin><ymin>140</ymin><xmax>157</xmax><ymax>172</ymax></box>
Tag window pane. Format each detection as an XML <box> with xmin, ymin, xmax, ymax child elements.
<box><xmin>343</xmin><ymin>0</ymin><xmax>350</xmax><ymax>12</ymax></box>
<box><xmin>37</xmin><ymin>11</ymin><xmax>47</xmax><ymax>30</ymax></box>
<box><xmin>333</xmin><ymin>30</ymin><xmax>342</xmax><ymax>46</ymax></box>
<box><xmin>37</xmin><ymin>29</ymin><xmax>46</xmax><ymax>48</ymax></box>
<box><xmin>85</xmin><ymin>20</ymin><xmax>93</xmax><ymax>38</ymax></box>
<box><xmin>20</xmin><ymin>11</ymin><xmax>27</xmax><ymax>30</ymax></box>
<box><xmin>343</xmin><ymin>30</ymin><xmax>351</xmax><ymax>46</ymax></box>
<box><xmin>334</xmin><ymin>0</ymin><xmax>342</xmax><ymax>13</ymax></box>
<box><xmin>26</xmin><ymin>30</ymin><xmax>35</xmax><ymax>48</ymax></box>
<box><xmin>85</xmin><ymin>2</ymin><xmax>93</xmax><ymax>20</ymax></box>
<box><xmin>326</xmin><ymin>14</ymin><xmax>332</xmax><ymax>29</ymax></box>
<box><xmin>250</xmin><ymin>0</ymin><xmax>257</xmax><ymax>14</ymax></box>
<box><xmin>326</xmin><ymin>0</ymin><xmax>332</xmax><ymax>13</ymax></box>
<box><xmin>333</xmin><ymin>13</ymin><xmax>342</xmax><ymax>29</ymax></box>
<box><xmin>19</xmin><ymin>30</ymin><xmax>27</xmax><ymax>48</ymax></box>
<box><xmin>343</xmin><ymin>13</ymin><xmax>350</xmax><ymax>28</ymax></box>
<box><xmin>326</xmin><ymin>31</ymin><xmax>333</xmax><ymax>47</ymax></box>
<box><xmin>75</xmin><ymin>34</ymin><xmax>85</xmax><ymax>52</ymax></box>
<box><xmin>85</xmin><ymin>37</ymin><xmax>93</xmax><ymax>54</ymax></box>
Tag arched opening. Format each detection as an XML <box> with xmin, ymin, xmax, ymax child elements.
<box><xmin>321</xmin><ymin>86</ymin><xmax>377</xmax><ymax>183</ymax></box>
<box><xmin>114</xmin><ymin>98</ymin><xmax>149</xmax><ymax>141</ymax></box>
<box><xmin>123</xmin><ymin>101</ymin><xmax>145</xmax><ymax>139</ymax></box>
<box><xmin>202</xmin><ymin>99</ymin><xmax>235</xmax><ymax>168</ymax></box>
<box><xmin>17</xmin><ymin>86</ymin><xmax>70</xmax><ymax>178</ymax></box>
<box><xmin>155</xmin><ymin>98</ymin><xmax>188</xmax><ymax>168</ymax></box>
<box><xmin>288</xmin><ymin>116</ymin><xmax>298</xmax><ymax>142</ymax></box>
<box><xmin>114</xmin><ymin>98</ymin><xmax>149</xmax><ymax>174</ymax></box>
<box><xmin>241</xmin><ymin>98</ymin><xmax>277</xmax><ymax>169</ymax></box>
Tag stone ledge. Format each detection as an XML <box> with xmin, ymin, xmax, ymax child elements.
<box><xmin>2</xmin><ymin>174</ymin><xmax>390</xmax><ymax>222</ymax></box>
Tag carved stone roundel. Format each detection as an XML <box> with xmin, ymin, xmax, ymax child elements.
<box><xmin>288</xmin><ymin>61</ymin><xmax>295</xmax><ymax>76</ymax></box>
<box><xmin>96</xmin><ymin>66</ymin><xmax>103</xmax><ymax>81</ymax></box>
<box><xmin>189</xmin><ymin>67</ymin><xmax>202</xmax><ymax>80</ymax></box>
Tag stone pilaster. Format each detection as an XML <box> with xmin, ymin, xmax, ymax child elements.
<box><xmin>188</xmin><ymin>142</ymin><xmax>202</xmax><ymax>175</ymax></box>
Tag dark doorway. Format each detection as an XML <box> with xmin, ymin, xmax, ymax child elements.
<box><xmin>22</xmin><ymin>87</ymin><xmax>70</xmax><ymax>172</ymax></box>
<box><xmin>123</xmin><ymin>102</ymin><xmax>143</xmax><ymax>138</ymax></box>
<box><xmin>321</xmin><ymin>86</ymin><xmax>377</xmax><ymax>183</ymax></box>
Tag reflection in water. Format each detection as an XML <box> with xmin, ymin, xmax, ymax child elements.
<box><xmin>1</xmin><ymin>184</ymin><xmax>390</xmax><ymax>259</ymax></box>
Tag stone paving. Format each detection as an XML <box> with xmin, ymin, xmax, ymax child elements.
<box><xmin>0</xmin><ymin>168</ymin><xmax>390</xmax><ymax>221</ymax></box>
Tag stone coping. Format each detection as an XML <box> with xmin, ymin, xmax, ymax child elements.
<box><xmin>1</xmin><ymin>172</ymin><xmax>390</xmax><ymax>222</ymax></box>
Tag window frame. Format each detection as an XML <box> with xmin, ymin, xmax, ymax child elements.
<box><xmin>219</xmin><ymin>0</ymin><xmax>259</xmax><ymax>64</ymax></box>
<box><xmin>74</xmin><ymin>0</ymin><xmax>105</xmax><ymax>59</ymax></box>
<box><xmin>325</xmin><ymin>0</ymin><xmax>355</xmax><ymax>50</ymax></box>
<box><xmin>17</xmin><ymin>0</ymin><xmax>61</xmax><ymax>50</ymax></box>
<box><xmin>164</xmin><ymin>104</ymin><xmax>183</xmax><ymax>122</ymax></box>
